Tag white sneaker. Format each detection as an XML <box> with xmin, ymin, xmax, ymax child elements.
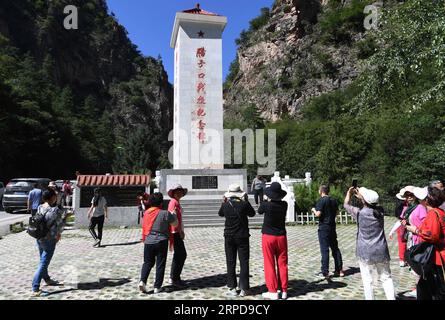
<box><xmin>405</xmin><ymin>290</ymin><xmax>417</xmax><ymax>298</ymax></box>
<box><xmin>262</xmin><ymin>292</ymin><xmax>279</xmax><ymax>300</ymax></box>
<box><xmin>154</xmin><ymin>287</ymin><xmax>164</xmax><ymax>294</ymax></box>
<box><xmin>138</xmin><ymin>281</ymin><xmax>147</xmax><ymax>293</ymax></box>
<box><xmin>227</xmin><ymin>288</ymin><xmax>238</xmax><ymax>296</ymax></box>
<box><xmin>399</xmin><ymin>261</ymin><xmax>407</xmax><ymax>267</ymax></box>
<box><xmin>281</xmin><ymin>292</ymin><xmax>288</xmax><ymax>300</ymax></box>
<box><xmin>239</xmin><ymin>290</ymin><xmax>250</xmax><ymax>297</ymax></box>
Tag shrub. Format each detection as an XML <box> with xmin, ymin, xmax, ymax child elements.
<box><xmin>356</xmin><ymin>36</ymin><xmax>378</xmax><ymax>59</ymax></box>
<box><xmin>318</xmin><ymin>0</ymin><xmax>372</xmax><ymax>44</ymax></box>
<box><xmin>224</xmin><ymin>57</ymin><xmax>240</xmax><ymax>91</ymax></box>
<box><xmin>249</xmin><ymin>8</ymin><xmax>271</xmax><ymax>31</ymax></box>
<box><xmin>294</xmin><ymin>182</ymin><xmax>345</xmax><ymax>213</ymax></box>
<box><xmin>235</xmin><ymin>7</ymin><xmax>271</xmax><ymax>47</ymax></box>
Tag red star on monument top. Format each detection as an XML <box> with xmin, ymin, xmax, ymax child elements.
<box><xmin>198</xmin><ymin>30</ymin><xmax>205</xmax><ymax>38</ymax></box>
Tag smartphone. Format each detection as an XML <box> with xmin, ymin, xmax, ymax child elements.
<box><xmin>352</xmin><ymin>179</ymin><xmax>358</xmax><ymax>189</ymax></box>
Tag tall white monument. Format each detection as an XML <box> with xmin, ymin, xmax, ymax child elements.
<box><xmin>159</xmin><ymin>4</ymin><xmax>247</xmax><ymax>199</ymax></box>
<box><xmin>171</xmin><ymin>4</ymin><xmax>226</xmax><ymax>169</ymax></box>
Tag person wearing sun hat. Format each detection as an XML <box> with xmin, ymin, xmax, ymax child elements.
<box><xmin>218</xmin><ymin>183</ymin><xmax>255</xmax><ymax>297</ymax></box>
<box><xmin>405</xmin><ymin>187</ymin><xmax>445</xmax><ymax>300</ymax></box>
<box><xmin>259</xmin><ymin>182</ymin><xmax>289</xmax><ymax>300</ymax></box>
<box><xmin>401</xmin><ymin>187</ymin><xmax>428</xmax><ymax>246</ymax></box>
<box><xmin>398</xmin><ymin>186</ymin><xmax>429</xmax><ymax>299</ymax></box>
<box><xmin>391</xmin><ymin>186</ymin><xmax>415</xmax><ymax>267</ymax></box>
<box><xmin>344</xmin><ymin>186</ymin><xmax>395</xmax><ymax>300</ymax></box>
<box><xmin>167</xmin><ymin>184</ymin><xmax>188</xmax><ymax>288</ymax></box>
<box><xmin>392</xmin><ymin>187</ymin><xmax>408</xmax><ymax>265</ymax></box>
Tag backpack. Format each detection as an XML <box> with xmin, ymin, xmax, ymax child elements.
<box><xmin>405</xmin><ymin>210</ymin><xmax>443</xmax><ymax>279</ymax></box>
<box><xmin>405</xmin><ymin>242</ymin><xmax>435</xmax><ymax>278</ymax></box>
<box><xmin>27</xmin><ymin>207</ymin><xmax>55</xmax><ymax>240</ymax></box>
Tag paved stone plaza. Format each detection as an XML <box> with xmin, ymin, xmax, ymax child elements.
<box><xmin>0</xmin><ymin>217</ymin><xmax>416</xmax><ymax>300</ymax></box>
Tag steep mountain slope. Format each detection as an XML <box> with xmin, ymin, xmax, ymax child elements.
<box><xmin>224</xmin><ymin>0</ymin><xmax>445</xmax><ymax>195</ymax></box>
<box><xmin>224</xmin><ymin>0</ymin><xmax>366</xmax><ymax>122</ymax></box>
<box><xmin>0</xmin><ymin>0</ymin><xmax>173</xmax><ymax>181</ymax></box>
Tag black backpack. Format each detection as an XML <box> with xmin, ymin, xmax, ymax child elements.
<box><xmin>405</xmin><ymin>242</ymin><xmax>435</xmax><ymax>278</ymax></box>
<box><xmin>405</xmin><ymin>209</ymin><xmax>442</xmax><ymax>279</ymax></box>
<box><xmin>27</xmin><ymin>208</ymin><xmax>55</xmax><ymax>240</ymax></box>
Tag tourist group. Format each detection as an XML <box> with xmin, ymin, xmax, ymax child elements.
<box><xmin>28</xmin><ymin>178</ymin><xmax>445</xmax><ymax>300</ymax></box>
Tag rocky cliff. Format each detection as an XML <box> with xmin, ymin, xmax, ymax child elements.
<box><xmin>224</xmin><ymin>0</ymin><xmax>366</xmax><ymax>122</ymax></box>
<box><xmin>0</xmin><ymin>0</ymin><xmax>173</xmax><ymax>180</ymax></box>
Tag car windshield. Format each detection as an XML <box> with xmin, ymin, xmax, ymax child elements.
<box><xmin>8</xmin><ymin>181</ymin><xmax>34</xmax><ymax>188</ymax></box>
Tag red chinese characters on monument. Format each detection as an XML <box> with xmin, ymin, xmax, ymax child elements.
<box><xmin>196</xmin><ymin>82</ymin><xmax>206</xmax><ymax>94</ymax></box>
<box><xmin>196</xmin><ymin>47</ymin><xmax>206</xmax><ymax>58</ymax></box>
<box><xmin>194</xmin><ymin>47</ymin><xmax>208</xmax><ymax>144</ymax></box>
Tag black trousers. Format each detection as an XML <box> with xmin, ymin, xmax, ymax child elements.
<box><xmin>253</xmin><ymin>189</ymin><xmax>264</xmax><ymax>205</ymax></box>
<box><xmin>417</xmin><ymin>265</ymin><xmax>445</xmax><ymax>300</ymax></box>
<box><xmin>225</xmin><ymin>236</ymin><xmax>250</xmax><ymax>291</ymax></box>
<box><xmin>89</xmin><ymin>216</ymin><xmax>105</xmax><ymax>241</ymax></box>
<box><xmin>318</xmin><ymin>225</ymin><xmax>343</xmax><ymax>275</ymax></box>
<box><xmin>170</xmin><ymin>233</ymin><xmax>187</xmax><ymax>281</ymax></box>
<box><xmin>140</xmin><ymin>240</ymin><xmax>168</xmax><ymax>289</ymax></box>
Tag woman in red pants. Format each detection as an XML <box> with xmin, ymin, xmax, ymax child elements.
<box><xmin>259</xmin><ymin>182</ymin><xmax>288</xmax><ymax>300</ymax></box>
<box><xmin>392</xmin><ymin>187</ymin><xmax>413</xmax><ymax>267</ymax></box>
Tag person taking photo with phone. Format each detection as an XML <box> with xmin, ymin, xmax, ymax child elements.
<box><xmin>344</xmin><ymin>186</ymin><xmax>395</xmax><ymax>300</ymax></box>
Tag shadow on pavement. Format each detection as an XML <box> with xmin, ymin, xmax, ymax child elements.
<box><xmin>45</xmin><ymin>278</ymin><xmax>131</xmax><ymax>296</ymax></box>
<box><xmin>396</xmin><ymin>290</ymin><xmax>416</xmax><ymax>301</ymax></box>
<box><xmin>100</xmin><ymin>241</ymin><xmax>141</xmax><ymax>248</ymax></box>
<box><xmin>343</xmin><ymin>266</ymin><xmax>361</xmax><ymax>277</ymax></box>
<box><xmin>165</xmin><ymin>273</ymin><xmax>228</xmax><ymax>292</ymax></box>
<box><xmin>250</xmin><ymin>278</ymin><xmax>348</xmax><ymax>298</ymax></box>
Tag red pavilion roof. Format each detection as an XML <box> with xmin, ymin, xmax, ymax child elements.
<box><xmin>183</xmin><ymin>3</ymin><xmax>219</xmax><ymax>16</ymax></box>
<box><xmin>77</xmin><ymin>175</ymin><xmax>150</xmax><ymax>187</ymax></box>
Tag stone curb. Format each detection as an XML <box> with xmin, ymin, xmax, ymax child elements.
<box><xmin>0</xmin><ymin>216</ymin><xmax>29</xmax><ymax>238</ymax></box>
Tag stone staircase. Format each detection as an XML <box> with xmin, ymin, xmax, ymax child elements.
<box><xmin>180</xmin><ymin>198</ymin><xmax>264</xmax><ymax>228</ymax></box>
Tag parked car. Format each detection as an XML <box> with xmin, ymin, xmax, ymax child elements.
<box><xmin>2</xmin><ymin>178</ymin><xmax>51</xmax><ymax>214</ymax></box>
<box><xmin>0</xmin><ymin>182</ymin><xmax>4</xmax><ymax>205</ymax></box>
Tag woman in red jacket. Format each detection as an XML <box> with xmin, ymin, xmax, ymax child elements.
<box><xmin>406</xmin><ymin>187</ymin><xmax>445</xmax><ymax>300</ymax></box>
<box><xmin>167</xmin><ymin>184</ymin><xmax>188</xmax><ymax>288</ymax></box>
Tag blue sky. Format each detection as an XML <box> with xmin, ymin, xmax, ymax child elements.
<box><xmin>106</xmin><ymin>0</ymin><xmax>274</xmax><ymax>82</ymax></box>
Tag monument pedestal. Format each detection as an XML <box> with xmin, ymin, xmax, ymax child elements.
<box><xmin>159</xmin><ymin>169</ymin><xmax>247</xmax><ymax>200</ymax></box>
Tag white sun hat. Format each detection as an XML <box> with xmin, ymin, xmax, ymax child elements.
<box><xmin>224</xmin><ymin>183</ymin><xmax>246</xmax><ymax>199</ymax></box>
<box><xmin>396</xmin><ymin>187</ymin><xmax>406</xmax><ymax>200</ymax></box>
<box><xmin>359</xmin><ymin>187</ymin><xmax>380</xmax><ymax>205</ymax></box>
<box><xmin>413</xmin><ymin>187</ymin><xmax>428</xmax><ymax>201</ymax></box>
<box><xmin>396</xmin><ymin>186</ymin><xmax>416</xmax><ymax>200</ymax></box>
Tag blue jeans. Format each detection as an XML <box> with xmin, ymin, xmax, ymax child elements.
<box><xmin>32</xmin><ymin>239</ymin><xmax>56</xmax><ymax>292</ymax></box>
